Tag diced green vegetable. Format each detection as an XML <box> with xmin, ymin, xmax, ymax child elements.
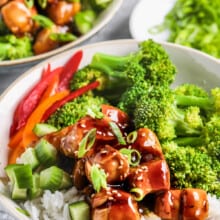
<box><xmin>5</xmin><ymin>164</ymin><xmax>33</xmax><ymax>200</ymax></box>
<box><xmin>5</xmin><ymin>164</ymin><xmax>33</xmax><ymax>189</ymax></box>
<box><xmin>19</xmin><ymin>148</ymin><xmax>40</xmax><ymax>170</ymax></box>
<box><xmin>39</xmin><ymin>166</ymin><xmax>62</xmax><ymax>191</ymax></box>
<box><xmin>29</xmin><ymin>173</ymin><xmax>43</xmax><ymax>199</ymax></box>
<box><xmin>5</xmin><ymin>164</ymin><xmax>24</xmax><ymax>182</ymax></box>
<box><xmin>14</xmin><ymin>165</ymin><xmax>33</xmax><ymax>189</ymax></box>
<box><xmin>35</xmin><ymin>139</ymin><xmax>57</xmax><ymax>167</ymax></box>
<box><xmin>69</xmin><ymin>201</ymin><xmax>90</xmax><ymax>220</ymax></box>
<box><xmin>11</xmin><ymin>184</ymin><xmax>28</xmax><ymax>200</ymax></box>
<box><xmin>33</xmin><ymin>123</ymin><xmax>58</xmax><ymax>137</ymax></box>
<box><xmin>59</xmin><ymin>171</ymin><xmax>73</xmax><ymax>189</ymax></box>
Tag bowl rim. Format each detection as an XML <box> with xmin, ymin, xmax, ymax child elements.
<box><xmin>0</xmin><ymin>0</ymin><xmax>123</xmax><ymax>67</ymax></box>
<box><xmin>1</xmin><ymin>38</ymin><xmax>220</xmax><ymax>102</ymax></box>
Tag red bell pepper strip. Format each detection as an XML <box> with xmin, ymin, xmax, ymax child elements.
<box><xmin>42</xmin><ymin>80</ymin><xmax>100</xmax><ymax>121</ymax></box>
<box><xmin>57</xmin><ymin>50</ymin><xmax>83</xmax><ymax>91</ymax></box>
<box><xmin>41</xmin><ymin>63</ymin><xmax>51</xmax><ymax>79</ymax></box>
<box><xmin>9</xmin><ymin>66</ymin><xmax>63</xmax><ymax>137</ymax></box>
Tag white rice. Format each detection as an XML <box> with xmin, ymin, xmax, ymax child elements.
<box><xmin>206</xmin><ymin>194</ymin><xmax>220</xmax><ymax>220</ymax></box>
<box><xmin>21</xmin><ymin>192</ymin><xmax>220</xmax><ymax>220</ymax></box>
<box><xmin>19</xmin><ymin>187</ymin><xmax>85</xmax><ymax>220</ymax></box>
<box><xmin>1</xmin><ymin>179</ymin><xmax>220</xmax><ymax>220</ymax></box>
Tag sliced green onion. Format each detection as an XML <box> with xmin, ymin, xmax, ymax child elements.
<box><xmin>16</xmin><ymin>207</ymin><xmax>30</xmax><ymax>217</ymax></box>
<box><xmin>126</xmin><ymin>131</ymin><xmax>138</xmax><ymax>144</ymax></box>
<box><xmin>32</xmin><ymin>15</ymin><xmax>54</xmax><ymax>28</ymax></box>
<box><xmin>119</xmin><ymin>148</ymin><xmax>141</xmax><ymax>167</ymax></box>
<box><xmin>24</xmin><ymin>0</ymin><xmax>34</xmax><ymax>8</ymax></box>
<box><xmin>37</xmin><ymin>0</ymin><xmax>47</xmax><ymax>9</ymax></box>
<box><xmin>130</xmin><ymin>188</ymin><xmax>145</xmax><ymax>201</ymax></box>
<box><xmin>90</xmin><ymin>164</ymin><xmax>107</xmax><ymax>192</ymax></box>
<box><xmin>109</xmin><ymin>121</ymin><xmax>126</xmax><ymax>145</ymax></box>
<box><xmin>49</xmin><ymin>33</ymin><xmax>77</xmax><ymax>42</ymax></box>
<box><xmin>78</xmin><ymin>128</ymin><xmax>96</xmax><ymax>158</ymax></box>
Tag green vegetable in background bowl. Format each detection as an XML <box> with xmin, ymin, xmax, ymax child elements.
<box><xmin>161</xmin><ymin>0</ymin><xmax>220</xmax><ymax>58</ymax></box>
<box><xmin>0</xmin><ymin>0</ymin><xmax>113</xmax><ymax>61</ymax></box>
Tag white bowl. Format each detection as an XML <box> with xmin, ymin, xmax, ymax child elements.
<box><xmin>0</xmin><ymin>39</ymin><xmax>220</xmax><ymax>219</ymax></box>
<box><xmin>129</xmin><ymin>0</ymin><xmax>176</xmax><ymax>41</ymax></box>
<box><xmin>0</xmin><ymin>0</ymin><xmax>123</xmax><ymax>73</ymax></box>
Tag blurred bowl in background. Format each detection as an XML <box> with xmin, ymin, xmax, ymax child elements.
<box><xmin>0</xmin><ymin>0</ymin><xmax>123</xmax><ymax>74</ymax></box>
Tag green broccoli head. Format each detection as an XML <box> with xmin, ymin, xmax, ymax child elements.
<box><xmin>133</xmin><ymin>85</ymin><xmax>203</xmax><ymax>140</ymax></box>
<box><xmin>46</xmin><ymin>95</ymin><xmax>108</xmax><ymax>129</ymax></box>
<box><xmin>174</xmin><ymin>83</ymin><xmax>209</xmax><ymax>97</ymax></box>
<box><xmin>162</xmin><ymin>141</ymin><xmax>220</xmax><ymax>196</ymax></box>
<box><xmin>0</xmin><ymin>35</ymin><xmax>33</xmax><ymax>61</ymax></box>
<box><xmin>138</xmin><ymin>39</ymin><xmax>177</xmax><ymax>86</ymax></box>
<box><xmin>211</xmin><ymin>87</ymin><xmax>220</xmax><ymax>113</ymax></box>
<box><xmin>184</xmin><ymin>106</ymin><xmax>203</xmax><ymax>129</ymax></box>
<box><xmin>70</xmin><ymin>66</ymin><xmax>104</xmax><ymax>90</ymax></box>
<box><xmin>203</xmin><ymin>114</ymin><xmax>220</xmax><ymax>159</ymax></box>
<box><xmin>117</xmin><ymin>80</ymin><xmax>150</xmax><ymax>115</ymax></box>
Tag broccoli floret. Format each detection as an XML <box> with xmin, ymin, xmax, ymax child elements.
<box><xmin>174</xmin><ymin>83</ymin><xmax>209</xmax><ymax>97</ymax></box>
<box><xmin>70</xmin><ymin>39</ymin><xmax>176</xmax><ymax>105</ymax></box>
<box><xmin>205</xmin><ymin>114</ymin><xmax>220</xmax><ymax>158</ymax></box>
<box><xmin>174</xmin><ymin>114</ymin><xmax>220</xmax><ymax>159</ymax></box>
<box><xmin>175</xmin><ymin>87</ymin><xmax>220</xmax><ymax>115</ymax></box>
<box><xmin>117</xmin><ymin>80</ymin><xmax>150</xmax><ymax>116</ymax></box>
<box><xmin>46</xmin><ymin>95</ymin><xmax>107</xmax><ymax>129</ymax></box>
<box><xmin>116</xmin><ymin>40</ymin><xmax>176</xmax><ymax>114</ymax></box>
<box><xmin>133</xmin><ymin>85</ymin><xmax>204</xmax><ymax>140</ymax></box>
<box><xmin>90</xmin><ymin>39</ymin><xmax>176</xmax><ymax>86</ymax></box>
<box><xmin>0</xmin><ymin>35</ymin><xmax>33</xmax><ymax>60</ymax></box>
<box><xmin>133</xmin><ymin>83</ymin><xmax>220</xmax><ymax>140</ymax></box>
<box><xmin>162</xmin><ymin>141</ymin><xmax>220</xmax><ymax>197</ymax></box>
<box><xmin>70</xmin><ymin>66</ymin><xmax>129</xmax><ymax>104</ymax></box>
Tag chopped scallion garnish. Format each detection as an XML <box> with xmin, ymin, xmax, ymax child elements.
<box><xmin>119</xmin><ymin>148</ymin><xmax>141</xmax><ymax>167</ymax></box>
<box><xmin>90</xmin><ymin>164</ymin><xmax>107</xmax><ymax>192</ymax></box>
<box><xmin>126</xmin><ymin>131</ymin><xmax>137</xmax><ymax>144</ymax></box>
<box><xmin>78</xmin><ymin>128</ymin><xmax>96</xmax><ymax>158</ymax></box>
<box><xmin>49</xmin><ymin>33</ymin><xmax>77</xmax><ymax>42</ymax></box>
<box><xmin>130</xmin><ymin>187</ymin><xmax>144</xmax><ymax>201</ymax></box>
<box><xmin>32</xmin><ymin>15</ymin><xmax>54</xmax><ymax>29</ymax></box>
<box><xmin>109</xmin><ymin>121</ymin><xmax>126</xmax><ymax>145</ymax></box>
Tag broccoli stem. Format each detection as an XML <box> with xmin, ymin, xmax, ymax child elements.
<box><xmin>170</xmin><ymin>106</ymin><xmax>202</xmax><ymax>136</ymax></box>
<box><xmin>173</xmin><ymin>136</ymin><xmax>204</xmax><ymax>146</ymax></box>
<box><xmin>91</xmin><ymin>53</ymin><xmax>131</xmax><ymax>75</ymax></box>
<box><xmin>175</xmin><ymin>95</ymin><xmax>212</xmax><ymax>110</ymax></box>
